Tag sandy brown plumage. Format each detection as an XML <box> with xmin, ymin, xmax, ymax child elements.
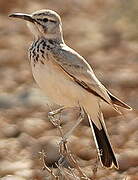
<box><xmin>9</xmin><ymin>9</ymin><xmax>132</xmax><ymax>169</ymax></box>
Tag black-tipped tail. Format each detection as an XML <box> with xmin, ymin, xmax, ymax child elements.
<box><xmin>107</xmin><ymin>91</ymin><xmax>132</xmax><ymax>110</ymax></box>
<box><xmin>89</xmin><ymin>118</ymin><xmax>119</xmax><ymax>169</ymax></box>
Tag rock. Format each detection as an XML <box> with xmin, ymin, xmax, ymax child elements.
<box><xmin>111</xmin><ymin>135</ymin><xmax>126</xmax><ymax>148</ymax></box>
<box><xmin>77</xmin><ymin>147</ymin><xmax>95</xmax><ymax>161</ymax></box>
<box><xmin>18</xmin><ymin>133</ymin><xmax>37</xmax><ymax>147</ymax></box>
<box><xmin>0</xmin><ymin>94</ymin><xmax>18</xmax><ymax>109</ymax></box>
<box><xmin>128</xmin><ymin>166</ymin><xmax>138</xmax><ymax>176</ymax></box>
<box><xmin>15</xmin><ymin>169</ymin><xmax>33</xmax><ymax>179</ymax></box>
<box><xmin>19</xmin><ymin>118</ymin><xmax>47</xmax><ymax>136</ymax></box>
<box><xmin>21</xmin><ymin>88</ymin><xmax>50</xmax><ymax>106</ymax></box>
<box><xmin>29</xmin><ymin>135</ymin><xmax>74</xmax><ymax>168</ymax></box>
<box><xmin>74</xmin><ymin>125</ymin><xmax>92</xmax><ymax>139</ymax></box>
<box><xmin>118</xmin><ymin>150</ymin><xmax>138</xmax><ymax>171</ymax></box>
<box><xmin>2</xmin><ymin>124</ymin><xmax>20</xmax><ymax>138</ymax></box>
<box><xmin>31</xmin><ymin>136</ymin><xmax>61</xmax><ymax>167</ymax></box>
<box><xmin>0</xmin><ymin>138</ymin><xmax>21</xmax><ymax>160</ymax></box>
<box><xmin>68</xmin><ymin>135</ymin><xmax>95</xmax><ymax>160</ymax></box>
<box><xmin>1</xmin><ymin>175</ymin><xmax>26</xmax><ymax>180</ymax></box>
<box><xmin>0</xmin><ymin>160</ymin><xmax>32</xmax><ymax>176</ymax></box>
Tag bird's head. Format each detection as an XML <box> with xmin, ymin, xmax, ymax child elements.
<box><xmin>9</xmin><ymin>9</ymin><xmax>63</xmax><ymax>41</ymax></box>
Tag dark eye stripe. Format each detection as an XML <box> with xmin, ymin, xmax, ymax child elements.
<box><xmin>37</xmin><ymin>18</ymin><xmax>43</xmax><ymax>21</ymax></box>
<box><xmin>36</xmin><ymin>18</ymin><xmax>56</xmax><ymax>23</ymax></box>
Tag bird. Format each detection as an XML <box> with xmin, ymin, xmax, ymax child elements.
<box><xmin>9</xmin><ymin>9</ymin><xmax>132</xmax><ymax>169</ymax></box>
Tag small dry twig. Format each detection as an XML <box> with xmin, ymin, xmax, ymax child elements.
<box><xmin>40</xmin><ymin>149</ymin><xmax>59</xmax><ymax>180</ymax></box>
<box><xmin>42</xmin><ymin>106</ymin><xmax>93</xmax><ymax>179</ymax></box>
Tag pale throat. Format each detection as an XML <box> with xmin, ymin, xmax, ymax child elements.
<box><xmin>44</xmin><ymin>32</ymin><xmax>63</xmax><ymax>43</ymax></box>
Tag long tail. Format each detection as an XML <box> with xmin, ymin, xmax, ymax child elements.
<box><xmin>88</xmin><ymin>112</ymin><xmax>119</xmax><ymax>169</ymax></box>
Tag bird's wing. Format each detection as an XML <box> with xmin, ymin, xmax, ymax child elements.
<box><xmin>51</xmin><ymin>44</ymin><xmax>131</xmax><ymax>110</ymax></box>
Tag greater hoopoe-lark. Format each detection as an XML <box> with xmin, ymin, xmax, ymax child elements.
<box><xmin>9</xmin><ymin>9</ymin><xmax>132</xmax><ymax>169</ymax></box>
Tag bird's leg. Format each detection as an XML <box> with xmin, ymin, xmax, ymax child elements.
<box><xmin>58</xmin><ymin>106</ymin><xmax>86</xmax><ymax>170</ymax></box>
<box><xmin>48</xmin><ymin>105</ymin><xmax>85</xmax><ymax>140</ymax></box>
<box><xmin>63</xmin><ymin>106</ymin><xmax>85</xmax><ymax>140</ymax></box>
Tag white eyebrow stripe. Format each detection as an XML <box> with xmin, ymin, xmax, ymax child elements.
<box><xmin>49</xmin><ymin>19</ymin><xmax>56</xmax><ymax>23</ymax></box>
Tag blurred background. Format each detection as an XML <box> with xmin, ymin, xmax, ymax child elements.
<box><xmin>0</xmin><ymin>0</ymin><xmax>138</xmax><ymax>179</ymax></box>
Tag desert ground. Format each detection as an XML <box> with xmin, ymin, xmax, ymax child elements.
<box><xmin>0</xmin><ymin>0</ymin><xmax>138</xmax><ymax>179</ymax></box>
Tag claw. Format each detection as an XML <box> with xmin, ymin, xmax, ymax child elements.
<box><xmin>48</xmin><ymin>106</ymin><xmax>64</xmax><ymax>117</ymax></box>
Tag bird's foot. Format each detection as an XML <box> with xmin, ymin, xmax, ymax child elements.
<box><xmin>48</xmin><ymin>106</ymin><xmax>64</xmax><ymax>118</ymax></box>
<box><xmin>48</xmin><ymin>106</ymin><xmax>64</xmax><ymax>126</ymax></box>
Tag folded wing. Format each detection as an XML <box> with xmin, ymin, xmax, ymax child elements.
<box><xmin>51</xmin><ymin>44</ymin><xmax>132</xmax><ymax>110</ymax></box>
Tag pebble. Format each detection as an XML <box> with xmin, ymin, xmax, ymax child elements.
<box><xmin>31</xmin><ymin>136</ymin><xmax>61</xmax><ymax>166</ymax></box>
<box><xmin>118</xmin><ymin>150</ymin><xmax>138</xmax><ymax>171</ymax></box>
<box><xmin>19</xmin><ymin>118</ymin><xmax>47</xmax><ymax>136</ymax></box>
<box><xmin>22</xmin><ymin>88</ymin><xmax>50</xmax><ymax>106</ymax></box>
<box><xmin>0</xmin><ymin>160</ymin><xmax>32</xmax><ymax>176</ymax></box>
<box><xmin>0</xmin><ymin>94</ymin><xmax>18</xmax><ymax>109</ymax></box>
<box><xmin>15</xmin><ymin>169</ymin><xmax>33</xmax><ymax>179</ymax></box>
<box><xmin>1</xmin><ymin>175</ymin><xmax>26</xmax><ymax>180</ymax></box>
<box><xmin>69</xmin><ymin>136</ymin><xmax>95</xmax><ymax>160</ymax></box>
<box><xmin>0</xmin><ymin>138</ymin><xmax>21</xmax><ymax>159</ymax></box>
<box><xmin>2</xmin><ymin>124</ymin><xmax>20</xmax><ymax>138</ymax></box>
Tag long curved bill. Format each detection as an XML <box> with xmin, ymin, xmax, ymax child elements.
<box><xmin>9</xmin><ymin>13</ymin><xmax>34</xmax><ymax>23</ymax></box>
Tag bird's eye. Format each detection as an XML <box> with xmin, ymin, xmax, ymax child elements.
<box><xmin>43</xmin><ymin>18</ymin><xmax>48</xmax><ymax>22</ymax></box>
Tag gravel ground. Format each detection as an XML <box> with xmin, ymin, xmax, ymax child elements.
<box><xmin>0</xmin><ymin>0</ymin><xmax>138</xmax><ymax>179</ymax></box>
